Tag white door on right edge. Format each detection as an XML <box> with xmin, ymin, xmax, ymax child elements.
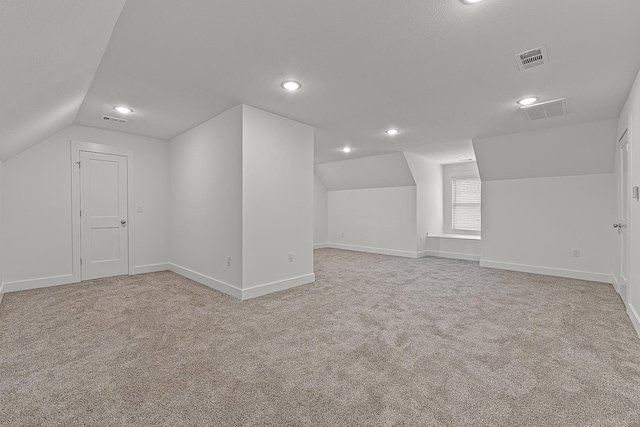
<box><xmin>616</xmin><ymin>130</ymin><xmax>630</xmax><ymax>302</ymax></box>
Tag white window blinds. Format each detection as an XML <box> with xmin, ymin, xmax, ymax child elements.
<box><xmin>451</xmin><ymin>177</ymin><xmax>481</xmax><ymax>232</ymax></box>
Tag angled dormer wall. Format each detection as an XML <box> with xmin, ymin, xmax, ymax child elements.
<box><xmin>316</xmin><ymin>152</ymin><xmax>446</xmax><ymax>258</ymax></box>
<box><xmin>316</xmin><ymin>152</ymin><xmax>417</xmax><ymax>256</ymax></box>
<box><xmin>473</xmin><ymin>118</ymin><xmax>618</xmax><ymax>282</ymax></box>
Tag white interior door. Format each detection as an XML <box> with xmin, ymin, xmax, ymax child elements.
<box><xmin>616</xmin><ymin>130</ymin><xmax>630</xmax><ymax>302</ymax></box>
<box><xmin>80</xmin><ymin>151</ymin><xmax>129</xmax><ymax>280</ymax></box>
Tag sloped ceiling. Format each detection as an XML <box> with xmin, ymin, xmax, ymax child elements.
<box><xmin>0</xmin><ymin>0</ymin><xmax>125</xmax><ymax>161</ymax></box>
<box><xmin>3</xmin><ymin>1</ymin><xmax>640</xmax><ymax>165</ymax></box>
<box><xmin>73</xmin><ymin>0</ymin><xmax>640</xmax><ymax>165</ymax></box>
<box><xmin>315</xmin><ymin>152</ymin><xmax>415</xmax><ymax>191</ymax></box>
<box><xmin>473</xmin><ymin>118</ymin><xmax>618</xmax><ymax>181</ymax></box>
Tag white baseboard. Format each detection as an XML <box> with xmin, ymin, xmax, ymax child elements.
<box><xmin>168</xmin><ymin>263</ymin><xmax>242</xmax><ymax>299</ymax></box>
<box><xmin>0</xmin><ymin>263</ymin><xmax>170</xmax><ymax>295</ymax></box>
<box><xmin>1</xmin><ymin>274</ymin><xmax>76</xmax><ymax>293</ymax></box>
<box><xmin>132</xmin><ymin>263</ymin><xmax>170</xmax><ymax>275</ymax></box>
<box><xmin>169</xmin><ymin>263</ymin><xmax>314</xmax><ymax>300</ymax></box>
<box><xmin>479</xmin><ymin>260</ymin><xmax>615</xmax><ymax>284</ymax></box>
<box><xmin>327</xmin><ymin>243</ymin><xmax>418</xmax><ymax>258</ymax></box>
<box><xmin>424</xmin><ymin>250</ymin><xmax>481</xmax><ymax>262</ymax></box>
<box><xmin>313</xmin><ymin>243</ymin><xmax>329</xmax><ymax>249</ymax></box>
<box><xmin>417</xmin><ymin>250</ymin><xmax>430</xmax><ymax>258</ymax></box>
<box><xmin>242</xmin><ymin>274</ymin><xmax>315</xmax><ymax>300</ymax></box>
<box><xmin>628</xmin><ymin>303</ymin><xmax>640</xmax><ymax>339</ymax></box>
<box><xmin>0</xmin><ymin>292</ymin><xmax>4</xmax><ymax>304</ymax></box>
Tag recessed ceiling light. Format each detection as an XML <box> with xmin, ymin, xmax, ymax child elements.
<box><xmin>114</xmin><ymin>106</ymin><xmax>133</xmax><ymax>114</ymax></box>
<box><xmin>517</xmin><ymin>97</ymin><xmax>539</xmax><ymax>106</ymax></box>
<box><xmin>386</xmin><ymin>129</ymin><xmax>399</xmax><ymax>136</ymax></box>
<box><xmin>281</xmin><ymin>80</ymin><xmax>301</xmax><ymax>91</ymax></box>
<box><xmin>460</xmin><ymin>0</ymin><xmax>484</xmax><ymax>4</ymax></box>
<box><xmin>341</xmin><ymin>147</ymin><xmax>352</xmax><ymax>153</ymax></box>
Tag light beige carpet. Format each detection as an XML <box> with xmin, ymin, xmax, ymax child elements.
<box><xmin>1</xmin><ymin>249</ymin><xmax>639</xmax><ymax>426</ymax></box>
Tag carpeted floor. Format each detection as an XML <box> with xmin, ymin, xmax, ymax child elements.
<box><xmin>1</xmin><ymin>249</ymin><xmax>639</xmax><ymax>426</ymax></box>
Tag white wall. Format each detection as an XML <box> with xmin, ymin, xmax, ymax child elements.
<box><xmin>169</xmin><ymin>104</ymin><xmax>314</xmax><ymax>298</ymax></box>
<box><xmin>1</xmin><ymin>124</ymin><xmax>170</xmax><ymax>290</ymax></box>
<box><xmin>481</xmin><ymin>174</ymin><xmax>616</xmax><ymax>283</ymax></box>
<box><xmin>314</xmin><ymin>173</ymin><xmax>328</xmax><ymax>247</ymax></box>
<box><xmin>0</xmin><ymin>160</ymin><xmax>3</xmax><ymax>298</ymax></box>
<box><xmin>618</xmin><ymin>67</ymin><xmax>640</xmax><ymax>336</ymax></box>
<box><xmin>404</xmin><ymin>153</ymin><xmax>443</xmax><ymax>254</ymax></box>
<box><xmin>241</xmin><ymin>105</ymin><xmax>314</xmax><ymax>291</ymax></box>
<box><xmin>169</xmin><ymin>105</ymin><xmax>243</xmax><ymax>290</ymax></box>
<box><xmin>328</xmin><ymin>187</ymin><xmax>417</xmax><ymax>257</ymax></box>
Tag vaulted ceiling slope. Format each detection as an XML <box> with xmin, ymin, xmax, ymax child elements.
<box><xmin>315</xmin><ymin>152</ymin><xmax>415</xmax><ymax>191</ymax></box>
<box><xmin>3</xmin><ymin>1</ymin><xmax>640</xmax><ymax>164</ymax></box>
<box><xmin>0</xmin><ymin>0</ymin><xmax>126</xmax><ymax>161</ymax></box>
<box><xmin>473</xmin><ymin>118</ymin><xmax>618</xmax><ymax>181</ymax></box>
<box><xmin>73</xmin><ymin>0</ymin><xmax>640</xmax><ymax>165</ymax></box>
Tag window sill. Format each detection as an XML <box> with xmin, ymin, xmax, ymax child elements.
<box><xmin>427</xmin><ymin>233</ymin><xmax>481</xmax><ymax>241</ymax></box>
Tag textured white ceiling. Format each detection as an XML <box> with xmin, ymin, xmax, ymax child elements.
<box><xmin>4</xmin><ymin>1</ymin><xmax>640</xmax><ymax>164</ymax></box>
<box><xmin>73</xmin><ymin>0</ymin><xmax>640</xmax><ymax>165</ymax></box>
<box><xmin>0</xmin><ymin>0</ymin><xmax>125</xmax><ymax>161</ymax></box>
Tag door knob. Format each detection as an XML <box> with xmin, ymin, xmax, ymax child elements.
<box><xmin>121</xmin><ymin>220</ymin><xmax>127</xmax><ymax>225</ymax></box>
<box><xmin>613</xmin><ymin>223</ymin><xmax>622</xmax><ymax>228</ymax></box>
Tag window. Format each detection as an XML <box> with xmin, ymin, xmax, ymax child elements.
<box><xmin>451</xmin><ymin>177</ymin><xmax>481</xmax><ymax>232</ymax></box>
<box><xmin>443</xmin><ymin>164</ymin><xmax>481</xmax><ymax>235</ymax></box>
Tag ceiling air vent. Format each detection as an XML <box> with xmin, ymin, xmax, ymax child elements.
<box><xmin>515</xmin><ymin>46</ymin><xmax>548</xmax><ymax>71</ymax></box>
<box><xmin>101</xmin><ymin>115</ymin><xmax>128</xmax><ymax>124</ymax></box>
<box><xmin>520</xmin><ymin>98</ymin><xmax>568</xmax><ymax>121</ymax></box>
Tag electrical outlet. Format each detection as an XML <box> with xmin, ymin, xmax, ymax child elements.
<box><xmin>572</xmin><ymin>249</ymin><xmax>580</xmax><ymax>258</ymax></box>
<box><xmin>288</xmin><ymin>252</ymin><xmax>294</xmax><ymax>262</ymax></box>
<box><xmin>226</xmin><ymin>256</ymin><xmax>231</xmax><ymax>266</ymax></box>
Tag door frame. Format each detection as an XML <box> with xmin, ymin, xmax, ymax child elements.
<box><xmin>71</xmin><ymin>140</ymin><xmax>135</xmax><ymax>283</ymax></box>
<box><xmin>616</xmin><ymin>128</ymin><xmax>630</xmax><ymax>298</ymax></box>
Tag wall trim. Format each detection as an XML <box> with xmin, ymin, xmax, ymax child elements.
<box><xmin>327</xmin><ymin>243</ymin><xmax>418</xmax><ymax>258</ymax></box>
<box><xmin>628</xmin><ymin>303</ymin><xmax>640</xmax><ymax>339</ymax></box>
<box><xmin>242</xmin><ymin>274</ymin><xmax>315</xmax><ymax>300</ymax></box>
<box><xmin>479</xmin><ymin>260</ymin><xmax>615</xmax><ymax>284</ymax></box>
<box><xmin>168</xmin><ymin>263</ymin><xmax>242</xmax><ymax>299</ymax></box>
<box><xmin>425</xmin><ymin>250</ymin><xmax>481</xmax><ymax>262</ymax></box>
<box><xmin>1</xmin><ymin>274</ymin><xmax>76</xmax><ymax>293</ymax></box>
<box><xmin>313</xmin><ymin>243</ymin><xmax>329</xmax><ymax>249</ymax></box>
<box><xmin>132</xmin><ymin>263</ymin><xmax>170</xmax><ymax>275</ymax></box>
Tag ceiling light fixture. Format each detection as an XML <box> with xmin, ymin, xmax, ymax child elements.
<box><xmin>341</xmin><ymin>147</ymin><xmax>352</xmax><ymax>153</ymax></box>
<box><xmin>114</xmin><ymin>106</ymin><xmax>133</xmax><ymax>114</ymax></box>
<box><xmin>281</xmin><ymin>80</ymin><xmax>301</xmax><ymax>91</ymax></box>
<box><xmin>460</xmin><ymin>0</ymin><xmax>484</xmax><ymax>4</ymax></box>
<box><xmin>386</xmin><ymin>129</ymin><xmax>399</xmax><ymax>136</ymax></box>
<box><xmin>517</xmin><ymin>97</ymin><xmax>539</xmax><ymax>106</ymax></box>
